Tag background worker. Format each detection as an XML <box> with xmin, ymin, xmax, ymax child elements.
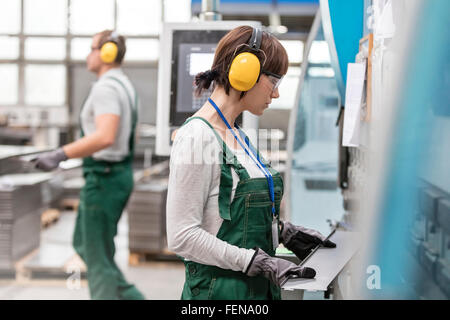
<box><xmin>33</xmin><ymin>30</ymin><xmax>145</xmax><ymax>300</ymax></box>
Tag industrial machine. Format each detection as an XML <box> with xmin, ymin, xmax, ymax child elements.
<box><xmin>286</xmin><ymin>13</ymin><xmax>343</xmax><ymax>236</ymax></box>
<box><xmin>282</xmin><ymin>3</ymin><xmax>362</xmax><ymax>298</ymax></box>
<box><xmin>283</xmin><ymin>0</ymin><xmax>449</xmax><ymax>299</ymax></box>
<box><xmin>0</xmin><ymin>146</ymin><xmax>55</xmax><ymax>273</ymax></box>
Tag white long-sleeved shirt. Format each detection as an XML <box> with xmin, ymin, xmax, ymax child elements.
<box><xmin>166</xmin><ymin>118</ymin><xmax>266</xmax><ymax>272</ymax></box>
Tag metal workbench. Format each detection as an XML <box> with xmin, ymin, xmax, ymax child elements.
<box><xmin>281</xmin><ymin>230</ymin><xmax>359</xmax><ymax>299</ymax></box>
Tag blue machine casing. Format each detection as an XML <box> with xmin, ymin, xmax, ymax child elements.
<box><xmin>320</xmin><ymin>0</ymin><xmax>364</xmax><ymax>105</ymax></box>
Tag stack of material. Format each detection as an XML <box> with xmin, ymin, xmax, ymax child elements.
<box><xmin>0</xmin><ymin>145</ymin><xmax>51</xmax><ymax>174</ymax></box>
<box><xmin>127</xmin><ymin>178</ymin><xmax>168</xmax><ymax>253</ymax></box>
<box><xmin>0</xmin><ymin>158</ymin><xmax>30</xmax><ymax>176</ymax></box>
<box><xmin>0</xmin><ymin>176</ymin><xmax>47</xmax><ymax>270</ymax></box>
<box><xmin>0</xmin><ymin>146</ymin><xmax>68</xmax><ymax>271</ymax></box>
<box><xmin>0</xmin><ymin>127</ymin><xmax>32</xmax><ymax>145</ymax></box>
<box><xmin>0</xmin><ymin>145</ymin><xmax>51</xmax><ymax>160</ymax></box>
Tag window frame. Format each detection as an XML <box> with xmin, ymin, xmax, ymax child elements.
<box><xmin>0</xmin><ymin>0</ymin><xmax>163</xmax><ymax>109</ymax></box>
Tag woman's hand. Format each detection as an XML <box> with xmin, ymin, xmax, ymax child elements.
<box><xmin>280</xmin><ymin>221</ymin><xmax>337</xmax><ymax>260</ymax></box>
<box><xmin>245</xmin><ymin>248</ymin><xmax>316</xmax><ymax>287</ymax></box>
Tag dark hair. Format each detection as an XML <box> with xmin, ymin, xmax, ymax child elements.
<box><xmin>97</xmin><ymin>30</ymin><xmax>127</xmax><ymax>64</ymax></box>
<box><xmin>194</xmin><ymin>25</ymin><xmax>289</xmax><ymax>98</ymax></box>
<box><xmin>194</xmin><ymin>69</ymin><xmax>220</xmax><ymax>94</ymax></box>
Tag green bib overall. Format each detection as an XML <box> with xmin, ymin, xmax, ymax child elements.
<box><xmin>180</xmin><ymin>117</ymin><xmax>283</xmax><ymax>300</ymax></box>
<box><xmin>72</xmin><ymin>76</ymin><xmax>144</xmax><ymax>300</ymax></box>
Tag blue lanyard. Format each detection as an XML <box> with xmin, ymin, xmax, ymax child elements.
<box><xmin>208</xmin><ymin>97</ymin><xmax>276</xmax><ymax>216</ymax></box>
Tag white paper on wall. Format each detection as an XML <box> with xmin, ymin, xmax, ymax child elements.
<box><xmin>343</xmin><ymin>63</ymin><xmax>366</xmax><ymax>147</ymax></box>
<box><xmin>374</xmin><ymin>0</ymin><xmax>396</xmax><ymax>39</ymax></box>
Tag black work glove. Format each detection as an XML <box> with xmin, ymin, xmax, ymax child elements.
<box><xmin>32</xmin><ymin>148</ymin><xmax>68</xmax><ymax>171</ymax></box>
<box><xmin>280</xmin><ymin>221</ymin><xmax>336</xmax><ymax>261</ymax></box>
<box><xmin>245</xmin><ymin>248</ymin><xmax>316</xmax><ymax>287</ymax></box>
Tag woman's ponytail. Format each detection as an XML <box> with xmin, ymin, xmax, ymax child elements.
<box><xmin>194</xmin><ymin>69</ymin><xmax>219</xmax><ymax>96</ymax></box>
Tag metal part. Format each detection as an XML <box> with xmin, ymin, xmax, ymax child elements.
<box><xmin>300</xmin><ymin>228</ymin><xmax>336</xmax><ymax>267</ymax></box>
<box><xmin>0</xmin><ymin>176</ymin><xmax>47</xmax><ymax>270</ymax></box>
<box><xmin>279</xmin><ymin>228</ymin><xmax>336</xmax><ymax>288</ymax></box>
<box><xmin>0</xmin><ymin>145</ymin><xmax>52</xmax><ymax>161</ymax></box>
<box><xmin>0</xmin><ymin>145</ymin><xmax>66</xmax><ymax>271</ymax></box>
<box><xmin>285</xmin><ymin>11</ymin><xmax>322</xmax><ymax>222</ymax></box>
<box><xmin>127</xmin><ymin>178</ymin><xmax>168</xmax><ymax>253</ymax></box>
<box><xmin>282</xmin><ymin>230</ymin><xmax>359</xmax><ymax>292</ymax></box>
<box><xmin>200</xmin><ymin>0</ymin><xmax>222</xmax><ymax>21</ymax></box>
<box><xmin>324</xmin><ymin>285</ymin><xmax>333</xmax><ymax>299</ymax></box>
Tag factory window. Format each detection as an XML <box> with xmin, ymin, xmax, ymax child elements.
<box><xmin>0</xmin><ymin>0</ymin><xmax>170</xmax><ymax>113</ymax></box>
<box><xmin>70</xmin><ymin>38</ymin><xmax>92</xmax><ymax>61</ymax></box>
<box><xmin>308</xmin><ymin>41</ymin><xmax>331</xmax><ymax>64</ymax></box>
<box><xmin>24</xmin><ymin>0</ymin><xmax>68</xmax><ymax>35</ymax></box>
<box><xmin>125</xmin><ymin>39</ymin><xmax>160</xmax><ymax>61</ymax></box>
<box><xmin>0</xmin><ymin>37</ymin><xmax>20</xmax><ymax>59</ymax></box>
<box><xmin>25</xmin><ymin>38</ymin><xmax>66</xmax><ymax>61</ymax></box>
<box><xmin>117</xmin><ymin>0</ymin><xmax>161</xmax><ymax>35</ymax></box>
<box><xmin>0</xmin><ymin>0</ymin><xmax>21</xmax><ymax>34</ymax></box>
<box><xmin>25</xmin><ymin>65</ymin><xmax>66</xmax><ymax>106</ymax></box>
<box><xmin>164</xmin><ymin>0</ymin><xmax>191</xmax><ymax>23</ymax></box>
<box><xmin>270</xmin><ymin>67</ymin><xmax>301</xmax><ymax>109</ymax></box>
<box><xmin>262</xmin><ymin>39</ymin><xmax>303</xmax><ymax>110</ymax></box>
<box><xmin>69</xmin><ymin>0</ymin><xmax>115</xmax><ymax>35</ymax></box>
<box><xmin>280</xmin><ymin>40</ymin><xmax>304</xmax><ymax>64</ymax></box>
<box><xmin>71</xmin><ymin>38</ymin><xmax>160</xmax><ymax>62</ymax></box>
<box><xmin>0</xmin><ymin>64</ymin><xmax>19</xmax><ymax>105</ymax></box>
<box><xmin>308</xmin><ymin>67</ymin><xmax>335</xmax><ymax>78</ymax></box>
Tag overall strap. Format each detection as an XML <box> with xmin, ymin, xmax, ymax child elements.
<box><xmin>235</xmin><ymin>125</ymin><xmax>278</xmax><ymax>176</ymax></box>
<box><xmin>181</xmin><ymin>116</ymin><xmax>249</xmax><ymax>221</ymax></box>
<box><xmin>182</xmin><ymin>117</ymin><xmax>251</xmax><ymax>180</ymax></box>
<box><xmin>78</xmin><ymin>86</ymin><xmax>93</xmax><ymax>137</ymax></box>
<box><xmin>80</xmin><ymin>76</ymin><xmax>138</xmax><ymax>168</ymax></box>
<box><xmin>105</xmin><ymin>76</ymin><xmax>138</xmax><ymax>155</ymax></box>
<box><xmin>207</xmin><ymin>97</ymin><xmax>276</xmax><ymax>217</ymax></box>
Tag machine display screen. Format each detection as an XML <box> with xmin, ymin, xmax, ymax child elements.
<box><xmin>189</xmin><ymin>52</ymin><xmax>215</xmax><ymax>76</ymax></box>
<box><xmin>169</xmin><ymin>30</ymin><xmax>228</xmax><ymax>126</ymax></box>
<box><xmin>175</xmin><ymin>43</ymin><xmax>216</xmax><ymax>114</ymax></box>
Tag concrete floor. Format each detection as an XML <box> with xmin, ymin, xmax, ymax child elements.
<box><xmin>0</xmin><ymin>210</ymin><xmax>186</xmax><ymax>300</ymax></box>
<box><xmin>0</xmin><ymin>210</ymin><xmax>327</xmax><ymax>300</ymax></box>
<box><xmin>2</xmin><ymin>207</ymin><xmax>444</xmax><ymax>300</ymax></box>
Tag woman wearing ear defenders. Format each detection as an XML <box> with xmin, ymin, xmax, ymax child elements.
<box><xmin>167</xmin><ymin>26</ymin><xmax>336</xmax><ymax>300</ymax></box>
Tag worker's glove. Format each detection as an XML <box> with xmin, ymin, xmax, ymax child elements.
<box><xmin>32</xmin><ymin>148</ymin><xmax>68</xmax><ymax>171</ymax></box>
<box><xmin>245</xmin><ymin>248</ymin><xmax>316</xmax><ymax>287</ymax></box>
<box><xmin>280</xmin><ymin>221</ymin><xmax>336</xmax><ymax>261</ymax></box>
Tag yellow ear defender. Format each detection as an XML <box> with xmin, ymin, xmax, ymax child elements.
<box><xmin>228</xmin><ymin>52</ymin><xmax>261</xmax><ymax>92</ymax></box>
<box><xmin>100</xmin><ymin>31</ymin><xmax>119</xmax><ymax>64</ymax></box>
<box><xmin>228</xmin><ymin>27</ymin><xmax>265</xmax><ymax>92</ymax></box>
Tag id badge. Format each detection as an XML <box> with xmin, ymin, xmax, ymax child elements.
<box><xmin>272</xmin><ymin>216</ymin><xmax>279</xmax><ymax>250</ymax></box>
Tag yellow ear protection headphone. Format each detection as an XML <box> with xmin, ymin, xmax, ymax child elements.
<box><xmin>228</xmin><ymin>27</ymin><xmax>267</xmax><ymax>92</ymax></box>
<box><xmin>100</xmin><ymin>31</ymin><xmax>119</xmax><ymax>64</ymax></box>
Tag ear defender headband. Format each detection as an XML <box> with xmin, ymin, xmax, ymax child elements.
<box><xmin>100</xmin><ymin>31</ymin><xmax>119</xmax><ymax>64</ymax></box>
<box><xmin>228</xmin><ymin>27</ymin><xmax>266</xmax><ymax>92</ymax></box>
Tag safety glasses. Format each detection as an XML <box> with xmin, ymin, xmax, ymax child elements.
<box><xmin>261</xmin><ymin>70</ymin><xmax>284</xmax><ymax>91</ymax></box>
